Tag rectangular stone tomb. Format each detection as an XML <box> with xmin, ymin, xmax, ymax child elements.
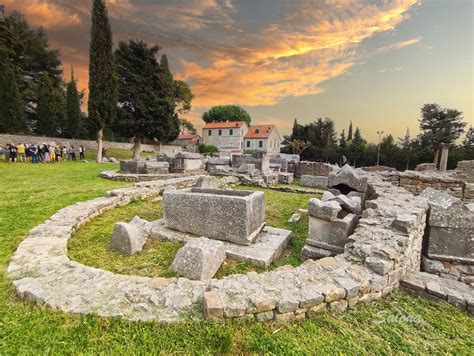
<box><xmin>163</xmin><ymin>188</ymin><xmax>265</xmax><ymax>245</ymax></box>
<box><xmin>149</xmin><ymin>219</ymin><xmax>291</xmax><ymax>267</ymax></box>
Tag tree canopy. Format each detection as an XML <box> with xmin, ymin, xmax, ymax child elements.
<box><xmin>114</xmin><ymin>40</ymin><xmax>180</xmax><ymax>158</ymax></box>
<box><xmin>202</xmin><ymin>105</ymin><xmax>251</xmax><ymax>125</ymax></box>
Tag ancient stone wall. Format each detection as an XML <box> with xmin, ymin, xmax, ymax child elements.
<box><xmin>0</xmin><ymin>133</ymin><xmax>182</xmax><ymax>156</ymax></box>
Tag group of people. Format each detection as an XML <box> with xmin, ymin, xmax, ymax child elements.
<box><xmin>0</xmin><ymin>143</ymin><xmax>85</xmax><ymax>163</ymax></box>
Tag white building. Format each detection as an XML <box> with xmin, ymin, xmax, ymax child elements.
<box><xmin>244</xmin><ymin>125</ymin><xmax>282</xmax><ymax>154</ymax></box>
<box><xmin>202</xmin><ymin>121</ymin><xmax>249</xmax><ymax>154</ymax></box>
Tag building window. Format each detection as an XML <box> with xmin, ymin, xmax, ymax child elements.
<box><xmin>208</xmin><ymin>130</ymin><xmax>212</xmax><ymax>136</ymax></box>
<box><xmin>218</xmin><ymin>129</ymin><xmax>222</xmax><ymax>136</ymax></box>
<box><xmin>259</xmin><ymin>140</ymin><xmax>263</xmax><ymax>148</ymax></box>
<box><xmin>246</xmin><ymin>140</ymin><xmax>250</xmax><ymax>148</ymax></box>
<box><xmin>229</xmin><ymin>129</ymin><xmax>234</xmax><ymax>136</ymax></box>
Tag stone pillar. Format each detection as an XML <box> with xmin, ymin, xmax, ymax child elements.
<box><xmin>433</xmin><ymin>149</ymin><xmax>439</xmax><ymax>166</ymax></box>
<box><xmin>439</xmin><ymin>144</ymin><xmax>449</xmax><ymax>172</ymax></box>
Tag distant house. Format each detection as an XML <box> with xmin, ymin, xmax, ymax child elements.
<box><xmin>244</xmin><ymin>125</ymin><xmax>281</xmax><ymax>154</ymax></box>
<box><xmin>172</xmin><ymin>130</ymin><xmax>202</xmax><ymax>152</ymax></box>
<box><xmin>202</xmin><ymin>121</ymin><xmax>249</xmax><ymax>154</ymax></box>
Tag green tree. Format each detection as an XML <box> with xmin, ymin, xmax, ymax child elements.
<box><xmin>418</xmin><ymin>103</ymin><xmax>466</xmax><ymax>161</ymax></box>
<box><xmin>88</xmin><ymin>0</ymin><xmax>118</xmax><ymax>162</ymax></box>
<box><xmin>202</xmin><ymin>105</ymin><xmax>251</xmax><ymax>125</ymax></box>
<box><xmin>0</xmin><ymin>62</ymin><xmax>25</xmax><ymax>133</ymax></box>
<box><xmin>174</xmin><ymin>80</ymin><xmax>193</xmax><ymax>114</ymax></box>
<box><xmin>463</xmin><ymin>126</ymin><xmax>473</xmax><ymax>147</ymax></box>
<box><xmin>179</xmin><ymin>119</ymin><xmax>196</xmax><ymax>134</ymax></box>
<box><xmin>35</xmin><ymin>74</ymin><xmax>66</xmax><ymax>136</ymax></box>
<box><xmin>66</xmin><ymin>67</ymin><xmax>82</xmax><ymax>138</ymax></box>
<box><xmin>114</xmin><ymin>41</ymin><xmax>179</xmax><ymax>159</ymax></box>
<box><xmin>5</xmin><ymin>11</ymin><xmax>62</xmax><ymax>126</ymax></box>
<box><xmin>348</xmin><ymin>127</ymin><xmax>365</xmax><ymax>167</ymax></box>
<box><xmin>347</xmin><ymin>121</ymin><xmax>353</xmax><ymax>141</ymax></box>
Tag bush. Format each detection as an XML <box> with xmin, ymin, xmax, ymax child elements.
<box><xmin>198</xmin><ymin>144</ymin><xmax>219</xmax><ymax>154</ymax></box>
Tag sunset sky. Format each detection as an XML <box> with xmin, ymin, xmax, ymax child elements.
<box><xmin>4</xmin><ymin>0</ymin><xmax>473</xmax><ymax>142</ymax></box>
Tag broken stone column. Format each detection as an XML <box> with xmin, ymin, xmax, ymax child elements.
<box><xmin>439</xmin><ymin>144</ymin><xmax>450</xmax><ymax>172</ymax></box>
<box><xmin>109</xmin><ymin>216</ymin><xmax>151</xmax><ymax>255</ymax></box>
<box><xmin>328</xmin><ymin>164</ymin><xmax>368</xmax><ymax>194</ymax></box>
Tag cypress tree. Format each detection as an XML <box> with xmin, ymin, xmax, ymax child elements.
<box><xmin>66</xmin><ymin>67</ymin><xmax>81</xmax><ymax>138</ymax></box>
<box><xmin>158</xmin><ymin>54</ymin><xmax>179</xmax><ymax>143</ymax></box>
<box><xmin>0</xmin><ymin>62</ymin><xmax>25</xmax><ymax>133</ymax></box>
<box><xmin>347</xmin><ymin>121</ymin><xmax>353</xmax><ymax>141</ymax></box>
<box><xmin>88</xmin><ymin>0</ymin><xmax>118</xmax><ymax>162</ymax></box>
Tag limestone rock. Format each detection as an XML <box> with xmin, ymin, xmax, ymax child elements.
<box><xmin>170</xmin><ymin>237</ymin><xmax>226</xmax><ymax>281</ymax></box>
<box><xmin>300</xmin><ymin>175</ymin><xmax>328</xmax><ymax>188</ymax></box>
<box><xmin>308</xmin><ymin>198</ymin><xmax>341</xmax><ymax>221</ymax></box>
<box><xmin>328</xmin><ymin>164</ymin><xmax>368</xmax><ymax>193</ymax></box>
<box><xmin>110</xmin><ymin>222</ymin><xmax>147</xmax><ymax>255</ymax></box>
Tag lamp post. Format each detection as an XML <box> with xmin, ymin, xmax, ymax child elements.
<box><xmin>376</xmin><ymin>130</ymin><xmax>384</xmax><ymax>166</ymax></box>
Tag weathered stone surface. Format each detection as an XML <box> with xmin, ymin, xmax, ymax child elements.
<box><xmin>109</xmin><ymin>216</ymin><xmax>150</xmax><ymax>255</ymax></box>
<box><xmin>301</xmin><ymin>245</ymin><xmax>336</xmax><ymax>260</ymax></box>
<box><xmin>300</xmin><ymin>175</ymin><xmax>329</xmax><ymax>188</ymax></box>
<box><xmin>256</xmin><ymin>311</ymin><xmax>274</xmax><ymax>322</ymax></box>
<box><xmin>328</xmin><ymin>194</ymin><xmax>361</xmax><ymax>214</ymax></box>
<box><xmin>151</xmin><ymin>220</ymin><xmax>291</xmax><ymax>268</ymax></box>
<box><xmin>328</xmin><ymin>164</ymin><xmax>368</xmax><ymax>193</ymax></box>
<box><xmin>194</xmin><ymin>176</ymin><xmax>218</xmax><ymax>189</ymax></box>
<box><xmin>144</xmin><ymin>161</ymin><xmax>169</xmax><ymax>175</ymax></box>
<box><xmin>238</xmin><ymin>163</ymin><xmax>256</xmax><ymax>174</ymax></box>
<box><xmin>288</xmin><ymin>213</ymin><xmax>301</xmax><ymax>223</ymax></box>
<box><xmin>171</xmin><ymin>237</ymin><xmax>226</xmax><ymax>281</ymax></box>
<box><xmin>278</xmin><ymin>172</ymin><xmax>294</xmax><ymax>184</ymax></box>
<box><xmin>163</xmin><ymin>188</ymin><xmax>265</xmax><ymax>245</ymax></box>
<box><xmin>421</xmin><ymin>187</ymin><xmax>474</xmax><ymax>264</ymax></box>
<box><xmin>174</xmin><ymin>152</ymin><xmax>205</xmax><ymax>172</ymax></box>
<box><xmin>308</xmin><ymin>198</ymin><xmax>341</xmax><ymax>220</ymax></box>
<box><xmin>421</xmin><ymin>255</ymin><xmax>446</xmax><ymax>274</ymax></box>
<box><xmin>306</xmin><ymin>213</ymin><xmax>358</xmax><ymax>253</ymax></box>
<box><xmin>203</xmin><ymin>291</ymin><xmax>224</xmax><ymax>320</ymax></box>
<box><xmin>119</xmin><ymin>159</ymin><xmax>146</xmax><ymax>174</ymax></box>
<box><xmin>329</xmin><ymin>299</ymin><xmax>348</xmax><ymax>313</ymax></box>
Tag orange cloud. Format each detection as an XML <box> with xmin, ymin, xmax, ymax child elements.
<box><xmin>3</xmin><ymin>0</ymin><xmax>80</xmax><ymax>28</ymax></box>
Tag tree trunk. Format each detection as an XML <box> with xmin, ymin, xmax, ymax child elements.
<box><xmin>96</xmin><ymin>127</ymin><xmax>104</xmax><ymax>163</ymax></box>
<box><xmin>132</xmin><ymin>136</ymin><xmax>141</xmax><ymax>160</ymax></box>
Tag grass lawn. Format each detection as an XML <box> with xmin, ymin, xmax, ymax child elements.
<box><xmin>0</xmin><ymin>161</ymin><xmax>473</xmax><ymax>354</ymax></box>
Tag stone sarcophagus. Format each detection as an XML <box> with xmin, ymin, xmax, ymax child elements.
<box><xmin>163</xmin><ymin>188</ymin><xmax>265</xmax><ymax>245</ymax></box>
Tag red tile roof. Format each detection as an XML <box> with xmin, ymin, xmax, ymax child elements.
<box><xmin>202</xmin><ymin>121</ymin><xmax>247</xmax><ymax>129</ymax></box>
<box><xmin>244</xmin><ymin>125</ymin><xmax>276</xmax><ymax>139</ymax></box>
<box><xmin>177</xmin><ymin>132</ymin><xmax>200</xmax><ymax>140</ymax></box>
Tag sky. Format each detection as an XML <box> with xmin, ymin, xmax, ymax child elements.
<box><xmin>4</xmin><ymin>0</ymin><xmax>473</xmax><ymax>142</ymax></box>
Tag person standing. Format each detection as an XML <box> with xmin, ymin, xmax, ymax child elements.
<box><xmin>0</xmin><ymin>144</ymin><xmax>3</xmax><ymax>161</ymax></box>
<box><xmin>44</xmin><ymin>145</ymin><xmax>50</xmax><ymax>163</ymax></box>
<box><xmin>70</xmin><ymin>145</ymin><xmax>77</xmax><ymax>161</ymax></box>
<box><xmin>9</xmin><ymin>143</ymin><xmax>17</xmax><ymax>162</ymax></box>
<box><xmin>79</xmin><ymin>145</ymin><xmax>85</xmax><ymax>160</ymax></box>
<box><xmin>17</xmin><ymin>143</ymin><xmax>25</xmax><ymax>162</ymax></box>
<box><xmin>49</xmin><ymin>145</ymin><xmax>56</xmax><ymax>162</ymax></box>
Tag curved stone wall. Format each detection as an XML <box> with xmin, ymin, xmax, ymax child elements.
<box><xmin>8</xmin><ymin>173</ymin><xmax>436</xmax><ymax>322</ymax></box>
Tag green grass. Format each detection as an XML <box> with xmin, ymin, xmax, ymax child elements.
<box><xmin>68</xmin><ymin>187</ymin><xmax>313</xmax><ymax>277</ymax></box>
<box><xmin>0</xmin><ymin>162</ymin><xmax>473</xmax><ymax>353</ymax></box>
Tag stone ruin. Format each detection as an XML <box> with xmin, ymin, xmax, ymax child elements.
<box><xmin>9</xmin><ymin>159</ymin><xmax>474</xmax><ymax>323</ymax></box>
<box><xmin>301</xmin><ymin>165</ymin><xmax>365</xmax><ymax>260</ymax></box>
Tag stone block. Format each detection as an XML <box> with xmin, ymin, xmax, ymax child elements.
<box><xmin>194</xmin><ymin>176</ymin><xmax>218</xmax><ymax>189</ymax></box>
<box><xmin>278</xmin><ymin>172</ymin><xmax>294</xmax><ymax>184</ymax></box>
<box><xmin>308</xmin><ymin>198</ymin><xmax>341</xmax><ymax>220</ymax></box>
<box><xmin>301</xmin><ymin>244</ymin><xmax>336</xmax><ymax>260</ymax></box>
<box><xmin>321</xmin><ymin>191</ymin><xmax>335</xmax><ymax>202</ymax></box>
<box><xmin>300</xmin><ymin>175</ymin><xmax>328</xmax><ymax>188</ymax></box>
<box><xmin>256</xmin><ymin>311</ymin><xmax>274</xmax><ymax>322</ymax></box>
<box><xmin>174</xmin><ymin>152</ymin><xmax>205</xmax><ymax>172</ymax></box>
<box><xmin>109</xmin><ymin>216</ymin><xmax>150</xmax><ymax>255</ymax></box>
<box><xmin>306</xmin><ymin>213</ymin><xmax>358</xmax><ymax>253</ymax></box>
<box><xmin>203</xmin><ymin>291</ymin><xmax>224</xmax><ymax>320</ymax></box>
<box><xmin>307</xmin><ymin>303</ymin><xmax>327</xmax><ymax>316</ymax></box>
<box><xmin>238</xmin><ymin>163</ymin><xmax>256</xmax><ymax>174</ymax></box>
<box><xmin>328</xmin><ymin>194</ymin><xmax>360</xmax><ymax>214</ymax></box>
<box><xmin>144</xmin><ymin>161</ymin><xmax>169</xmax><ymax>174</ymax></box>
<box><xmin>163</xmin><ymin>188</ymin><xmax>265</xmax><ymax>245</ymax></box>
<box><xmin>119</xmin><ymin>159</ymin><xmax>146</xmax><ymax>174</ymax></box>
<box><xmin>421</xmin><ymin>255</ymin><xmax>446</xmax><ymax>274</ymax></box>
<box><xmin>328</xmin><ymin>164</ymin><xmax>368</xmax><ymax>193</ymax></box>
<box><xmin>329</xmin><ymin>299</ymin><xmax>348</xmax><ymax>313</ymax></box>
<box><xmin>170</xmin><ymin>237</ymin><xmax>226</xmax><ymax>281</ymax></box>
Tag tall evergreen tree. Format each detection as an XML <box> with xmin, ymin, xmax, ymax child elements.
<box><xmin>348</xmin><ymin>127</ymin><xmax>365</xmax><ymax>167</ymax></box>
<box><xmin>0</xmin><ymin>62</ymin><xmax>25</xmax><ymax>133</ymax></box>
<box><xmin>88</xmin><ymin>0</ymin><xmax>118</xmax><ymax>162</ymax></box>
<box><xmin>114</xmin><ymin>41</ymin><xmax>179</xmax><ymax>159</ymax></box>
<box><xmin>35</xmin><ymin>74</ymin><xmax>66</xmax><ymax>136</ymax></box>
<box><xmin>66</xmin><ymin>67</ymin><xmax>81</xmax><ymax>138</ymax></box>
<box><xmin>347</xmin><ymin>121</ymin><xmax>353</xmax><ymax>141</ymax></box>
